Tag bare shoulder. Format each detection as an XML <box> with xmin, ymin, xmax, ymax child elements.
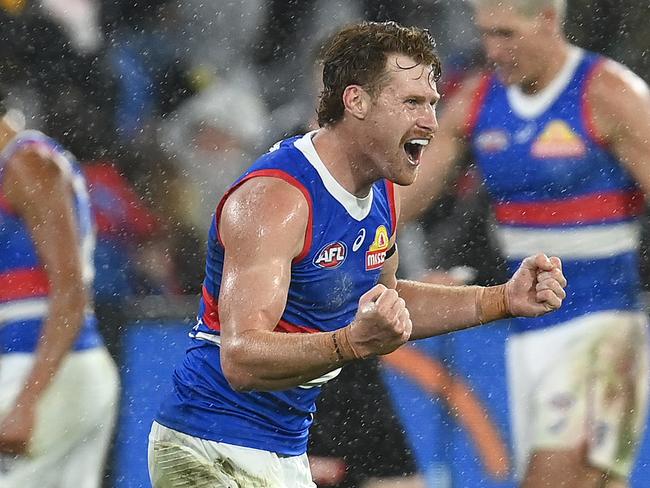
<box><xmin>3</xmin><ymin>146</ymin><xmax>67</xmax><ymax>207</ymax></box>
<box><xmin>587</xmin><ymin>58</ymin><xmax>650</xmax><ymax>127</ymax></box>
<box><xmin>588</xmin><ymin>58</ymin><xmax>649</xmax><ymax>98</ymax></box>
<box><xmin>585</xmin><ymin>57</ymin><xmax>650</xmax><ymax>186</ymax></box>
<box><xmin>6</xmin><ymin>146</ymin><xmax>64</xmax><ymax>180</ymax></box>
<box><xmin>220</xmin><ymin>176</ymin><xmax>310</xmax><ymax>258</ymax></box>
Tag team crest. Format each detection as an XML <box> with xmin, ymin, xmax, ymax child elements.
<box><xmin>313</xmin><ymin>241</ymin><xmax>347</xmax><ymax>269</ymax></box>
<box><xmin>366</xmin><ymin>225</ymin><xmax>390</xmax><ymax>271</ymax></box>
<box><xmin>531</xmin><ymin>120</ymin><xmax>586</xmax><ymax>158</ymax></box>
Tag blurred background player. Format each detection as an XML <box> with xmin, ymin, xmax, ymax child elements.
<box><xmin>401</xmin><ymin>0</ymin><xmax>650</xmax><ymax>486</ymax></box>
<box><xmin>0</xmin><ymin>93</ymin><xmax>119</xmax><ymax>487</ymax></box>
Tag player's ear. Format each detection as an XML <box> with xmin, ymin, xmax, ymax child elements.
<box><xmin>342</xmin><ymin>85</ymin><xmax>371</xmax><ymax>120</ymax></box>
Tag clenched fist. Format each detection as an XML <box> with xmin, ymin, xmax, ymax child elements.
<box><xmin>344</xmin><ymin>284</ymin><xmax>412</xmax><ymax>358</ymax></box>
<box><xmin>506</xmin><ymin>253</ymin><xmax>567</xmax><ymax>317</ymax></box>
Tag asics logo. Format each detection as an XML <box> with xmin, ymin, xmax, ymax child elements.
<box><xmin>352</xmin><ymin>229</ymin><xmax>366</xmax><ymax>252</ymax></box>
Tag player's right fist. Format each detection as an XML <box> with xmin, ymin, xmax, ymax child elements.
<box><xmin>346</xmin><ymin>284</ymin><xmax>412</xmax><ymax>358</ymax></box>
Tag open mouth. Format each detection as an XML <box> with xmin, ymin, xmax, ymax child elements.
<box><xmin>403</xmin><ymin>138</ymin><xmax>429</xmax><ymax>166</ymax></box>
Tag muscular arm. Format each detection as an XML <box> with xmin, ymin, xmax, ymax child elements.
<box><xmin>217</xmin><ymin>178</ymin><xmax>349</xmax><ymax>391</ymax></box>
<box><xmin>399</xmin><ymin>76</ymin><xmax>483</xmax><ymax>223</ymax></box>
<box><xmin>588</xmin><ymin>59</ymin><xmax>650</xmax><ymax>194</ymax></box>
<box><xmin>2</xmin><ymin>149</ymin><xmax>87</xmax><ymax>410</ymax></box>
<box><xmin>381</xmin><ymin>187</ymin><xmax>566</xmax><ymax>340</ymax></box>
<box><xmin>379</xmin><ymin>218</ymin><xmax>495</xmax><ymax>340</ymax></box>
<box><xmin>379</xmin><ymin>248</ymin><xmax>485</xmax><ymax>340</ymax></box>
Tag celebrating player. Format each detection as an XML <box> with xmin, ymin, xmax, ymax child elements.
<box><xmin>148</xmin><ymin>21</ymin><xmax>567</xmax><ymax>487</ymax></box>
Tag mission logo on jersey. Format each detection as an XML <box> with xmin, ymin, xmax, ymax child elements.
<box><xmin>313</xmin><ymin>241</ymin><xmax>347</xmax><ymax>269</ymax></box>
<box><xmin>531</xmin><ymin>120</ymin><xmax>586</xmax><ymax>158</ymax></box>
<box><xmin>366</xmin><ymin>225</ymin><xmax>389</xmax><ymax>271</ymax></box>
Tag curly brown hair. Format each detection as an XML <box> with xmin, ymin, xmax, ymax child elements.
<box><xmin>317</xmin><ymin>21</ymin><xmax>441</xmax><ymax>127</ymax></box>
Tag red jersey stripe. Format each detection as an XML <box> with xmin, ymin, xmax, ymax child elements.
<box><xmin>0</xmin><ymin>268</ymin><xmax>49</xmax><ymax>301</ymax></box>
<box><xmin>464</xmin><ymin>74</ymin><xmax>491</xmax><ymax>138</ymax></box>
<box><xmin>214</xmin><ymin>169</ymin><xmax>314</xmax><ymax>263</ymax></box>
<box><xmin>384</xmin><ymin>179</ymin><xmax>397</xmax><ymax>237</ymax></box>
<box><xmin>201</xmin><ymin>286</ymin><xmax>318</xmax><ymax>334</ymax></box>
<box><xmin>494</xmin><ymin>190</ymin><xmax>644</xmax><ymax>226</ymax></box>
<box><xmin>581</xmin><ymin>58</ymin><xmax>608</xmax><ymax>148</ymax></box>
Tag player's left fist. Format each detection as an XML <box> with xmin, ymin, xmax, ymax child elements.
<box><xmin>506</xmin><ymin>253</ymin><xmax>567</xmax><ymax>318</ymax></box>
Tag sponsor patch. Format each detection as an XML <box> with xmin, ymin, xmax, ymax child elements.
<box><xmin>366</xmin><ymin>225</ymin><xmax>390</xmax><ymax>270</ymax></box>
<box><xmin>531</xmin><ymin>120</ymin><xmax>586</xmax><ymax>158</ymax></box>
<box><xmin>313</xmin><ymin>241</ymin><xmax>347</xmax><ymax>269</ymax></box>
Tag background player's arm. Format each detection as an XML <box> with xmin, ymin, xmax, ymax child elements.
<box><xmin>218</xmin><ymin>178</ymin><xmax>409</xmax><ymax>391</ymax></box>
<box><xmin>380</xmin><ymin>188</ymin><xmax>567</xmax><ymax>340</ymax></box>
<box><xmin>399</xmin><ymin>75</ymin><xmax>482</xmax><ymax>223</ymax></box>
<box><xmin>588</xmin><ymin>60</ymin><xmax>650</xmax><ymax>194</ymax></box>
<box><xmin>0</xmin><ymin>149</ymin><xmax>87</xmax><ymax>454</ymax></box>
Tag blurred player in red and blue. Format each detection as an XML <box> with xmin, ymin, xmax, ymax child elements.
<box><xmin>402</xmin><ymin>1</ymin><xmax>650</xmax><ymax>486</ymax></box>
<box><xmin>0</xmin><ymin>94</ymin><xmax>119</xmax><ymax>487</ymax></box>
<box><xmin>148</xmin><ymin>21</ymin><xmax>568</xmax><ymax>487</ymax></box>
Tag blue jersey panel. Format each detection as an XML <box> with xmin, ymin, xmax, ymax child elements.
<box><xmin>472</xmin><ymin>55</ymin><xmax>638</xmax><ymax>205</ymax></box>
<box><xmin>157</xmin><ymin>133</ymin><xmax>397</xmax><ymax>454</ymax></box>
<box><xmin>158</xmin><ymin>344</ymin><xmax>320</xmax><ymax>455</ymax></box>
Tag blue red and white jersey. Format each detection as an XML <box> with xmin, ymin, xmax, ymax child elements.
<box><xmin>0</xmin><ymin>130</ymin><xmax>102</xmax><ymax>352</ymax></box>
<box><xmin>468</xmin><ymin>47</ymin><xmax>643</xmax><ymax>332</ymax></box>
<box><xmin>156</xmin><ymin>131</ymin><xmax>397</xmax><ymax>455</ymax></box>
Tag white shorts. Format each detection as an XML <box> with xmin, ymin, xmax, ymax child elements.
<box><xmin>148</xmin><ymin>421</ymin><xmax>316</xmax><ymax>488</ymax></box>
<box><xmin>507</xmin><ymin>310</ymin><xmax>650</xmax><ymax>479</ymax></box>
<box><xmin>0</xmin><ymin>347</ymin><xmax>120</xmax><ymax>488</ymax></box>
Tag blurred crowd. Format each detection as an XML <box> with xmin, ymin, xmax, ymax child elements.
<box><xmin>0</xmin><ymin>0</ymin><xmax>648</xmax><ymax>307</ymax></box>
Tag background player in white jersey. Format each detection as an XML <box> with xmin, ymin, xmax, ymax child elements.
<box><xmin>401</xmin><ymin>1</ymin><xmax>650</xmax><ymax>486</ymax></box>
<box><xmin>148</xmin><ymin>21</ymin><xmax>567</xmax><ymax>487</ymax></box>
<box><xmin>0</xmin><ymin>96</ymin><xmax>119</xmax><ymax>487</ymax></box>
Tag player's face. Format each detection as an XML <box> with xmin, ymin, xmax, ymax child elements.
<box><xmin>475</xmin><ymin>4</ymin><xmax>547</xmax><ymax>86</ymax></box>
<box><xmin>364</xmin><ymin>54</ymin><xmax>440</xmax><ymax>186</ymax></box>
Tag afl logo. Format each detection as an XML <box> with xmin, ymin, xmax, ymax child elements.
<box><xmin>313</xmin><ymin>241</ymin><xmax>347</xmax><ymax>269</ymax></box>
